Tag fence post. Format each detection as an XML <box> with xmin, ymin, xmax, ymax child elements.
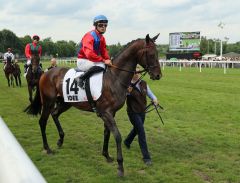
<box><xmin>224</xmin><ymin>62</ymin><xmax>226</xmax><ymax>74</ymax></box>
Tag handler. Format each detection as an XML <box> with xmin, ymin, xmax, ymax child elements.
<box><xmin>124</xmin><ymin>67</ymin><xmax>158</xmax><ymax>166</ymax></box>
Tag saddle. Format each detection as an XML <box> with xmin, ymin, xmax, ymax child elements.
<box><xmin>62</xmin><ymin>68</ymin><xmax>104</xmax><ymax>111</ymax></box>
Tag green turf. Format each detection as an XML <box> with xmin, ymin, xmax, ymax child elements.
<box><xmin>0</xmin><ymin>63</ymin><xmax>239</xmax><ymax>183</ymax></box>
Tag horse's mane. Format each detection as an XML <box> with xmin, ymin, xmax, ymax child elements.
<box><xmin>112</xmin><ymin>38</ymin><xmax>143</xmax><ymax>61</ymax></box>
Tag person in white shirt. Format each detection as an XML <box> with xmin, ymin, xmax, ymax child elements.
<box><xmin>3</xmin><ymin>48</ymin><xmax>15</xmax><ymax>71</ymax></box>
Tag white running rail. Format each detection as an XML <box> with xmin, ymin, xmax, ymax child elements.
<box><xmin>159</xmin><ymin>60</ymin><xmax>240</xmax><ymax>74</ymax></box>
<box><xmin>0</xmin><ymin>117</ymin><xmax>46</xmax><ymax>183</ymax></box>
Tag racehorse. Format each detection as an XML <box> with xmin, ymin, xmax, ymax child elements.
<box><xmin>4</xmin><ymin>56</ymin><xmax>14</xmax><ymax>87</ymax></box>
<box><xmin>24</xmin><ymin>34</ymin><xmax>162</xmax><ymax>176</ymax></box>
<box><xmin>26</xmin><ymin>53</ymin><xmax>43</xmax><ymax>103</ymax></box>
<box><xmin>13</xmin><ymin>62</ymin><xmax>22</xmax><ymax>87</ymax></box>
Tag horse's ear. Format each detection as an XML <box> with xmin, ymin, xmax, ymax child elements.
<box><xmin>146</xmin><ymin>34</ymin><xmax>150</xmax><ymax>44</ymax></box>
<box><xmin>152</xmin><ymin>33</ymin><xmax>160</xmax><ymax>42</ymax></box>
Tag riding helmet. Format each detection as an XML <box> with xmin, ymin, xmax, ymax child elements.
<box><xmin>32</xmin><ymin>35</ymin><xmax>40</xmax><ymax>41</ymax></box>
<box><xmin>93</xmin><ymin>15</ymin><xmax>108</xmax><ymax>26</ymax></box>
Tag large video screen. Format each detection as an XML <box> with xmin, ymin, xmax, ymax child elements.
<box><xmin>169</xmin><ymin>32</ymin><xmax>200</xmax><ymax>51</ymax></box>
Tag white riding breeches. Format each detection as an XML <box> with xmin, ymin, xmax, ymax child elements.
<box><xmin>77</xmin><ymin>58</ymin><xmax>105</xmax><ymax>71</ymax></box>
<box><xmin>27</xmin><ymin>59</ymin><xmax>31</xmax><ymax>65</ymax></box>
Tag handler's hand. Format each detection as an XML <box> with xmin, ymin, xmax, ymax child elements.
<box><xmin>127</xmin><ymin>86</ymin><xmax>133</xmax><ymax>93</ymax></box>
<box><xmin>152</xmin><ymin>99</ymin><xmax>159</xmax><ymax>106</ymax></box>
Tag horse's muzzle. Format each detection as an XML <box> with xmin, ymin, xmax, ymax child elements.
<box><xmin>150</xmin><ymin>73</ymin><xmax>162</xmax><ymax>80</ymax></box>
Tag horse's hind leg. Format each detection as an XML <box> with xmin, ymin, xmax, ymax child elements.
<box><xmin>51</xmin><ymin>98</ymin><xmax>71</xmax><ymax>148</ymax></box>
<box><xmin>102</xmin><ymin>124</ymin><xmax>114</xmax><ymax>162</ymax></box>
<box><xmin>39</xmin><ymin>102</ymin><xmax>54</xmax><ymax>154</ymax></box>
<box><xmin>28</xmin><ymin>85</ymin><xmax>33</xmax><ymax>103</ymax></box>
<box><xmin>14</xmin><ymin>75</ymin><xmax>18</xmax><ymax>86</ymax></box>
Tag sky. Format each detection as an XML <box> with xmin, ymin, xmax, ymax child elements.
<box><xmin>0</xmin><ymin>0</ymin><xmax>239</xmax><ymax>45</ymax></box>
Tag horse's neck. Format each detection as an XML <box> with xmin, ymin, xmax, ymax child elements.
<box><xmin>31</xmin><ymin>55</ymin><xmax>40</xmax><ymax>65</ymax></box>
<box><xmin>110</xmin><ymin>41</ymin><xmax>144</xmax><ymax>87</ymax></box>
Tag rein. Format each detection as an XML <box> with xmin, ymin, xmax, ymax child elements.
<box><xmin>145</xmin><ymin>102</ymin><xmax>164</xmax><ymax>125</ymax></box>
<box><xmin>109</xmin><ymin>64</ymin><xmax>136</xmax><ymax>73</ymax></box>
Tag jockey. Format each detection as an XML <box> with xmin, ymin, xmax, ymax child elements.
<box><xmin>75</xmin><ymin>15</ymin><xmax>112</xmax><ymax>88</ymax></box>
<box><xmin>24</xmin><ymin>35</ymin><xmax>42</xmax><ymax>75</ymax></box>
<box><xmin>3</xmin><ymin>48</ymin><xmax>14</xmax><ymax>70</ymax></box>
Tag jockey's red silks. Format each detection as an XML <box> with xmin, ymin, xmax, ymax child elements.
<box><xmin>77</xmin><ymin>30</ymin><xmax>110</xmax><ymax>62</ymax></box>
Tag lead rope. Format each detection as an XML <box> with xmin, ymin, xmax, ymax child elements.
<box><xmin>145</xmin><ymin>102</ymin><xmax>164</xmax><ymax>125</ymax></box>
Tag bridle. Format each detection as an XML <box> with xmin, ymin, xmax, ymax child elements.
<box><xmin>109</xmin><ymin>43</ymin><xmax>158</xmax><ymax>75</ymax></box>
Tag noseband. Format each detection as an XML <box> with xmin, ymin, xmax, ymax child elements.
<box><xmin>138</xmin><ymin>44</ymin><xmax>160</xmax><ymax>72</ymax></box>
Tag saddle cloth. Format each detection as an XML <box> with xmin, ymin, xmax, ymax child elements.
<box><xmin>62</xmin><ymin>68</ymin><xmax>103</xmax><ymax>102</ymax></box>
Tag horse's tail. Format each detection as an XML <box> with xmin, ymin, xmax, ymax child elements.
<box><xmin>24</xmin><ymin>86</ymin><xmax>42</xmax><ymax>115</ymax></box>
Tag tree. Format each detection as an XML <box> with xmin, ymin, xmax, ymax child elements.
<box><xmin>0</xmin><ymin>29</ymin><xmax>23</xmax><ymax>55</ymax></box>
<box><xmin>108</xmin><ymin>42</ymin><xmax>122</xmax><ymax>58</ymax></box>
<box><xmin>200</xmin><ymin>36</ymin><xmax>208</xmax><ymax>55</ymax></box>
<box><xmin>40</xmin><ymin>37</ymin><xmax>57</xmax><ymax>56</ymax></box>
<box><xmin>55</xmin><ymin>40</ymin><xmax>77</xmax><ymax>57</ymax></box>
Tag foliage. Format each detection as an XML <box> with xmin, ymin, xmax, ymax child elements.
<box><xmin>0</xmin><ymin>63</ymin><xmax>239</xmax><ymax>183</ymax></box>
<box><xmin>0</xmin><ymin>29</ymin><xmax>23</xmax><ymax>54</ymax></box>
<box><xmin>107</xmin><ymin>42</ymin><xmax>122</xmax><ymax>58</ymax></box>
<box><xmin>1</xmin><ymin>29</ymin><xmax>240</xmax><ymax>59</ymax></box>
<box><xmin>200</xmin><ymin>36</ymin><xmax>229</xmax><ymax>55</ymax></box>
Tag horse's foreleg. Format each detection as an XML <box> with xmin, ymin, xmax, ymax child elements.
<box><xmin>39</xmin><ymin>104</ymin><xmax>52</xmax><ymax>154</ymax></box>
<box><xmin>28</xmin><ymin>85</ymin><xmax>33</xmax><ymax>103</ymax></box>
<box><xmin>18</xmin><ymin>75</ymin><xmax>22</xmax><ymax>87</ymax></box>
<box><xmin>7</xmin><ymin>77</ymin><xmax>10</xmax><ymax>87</ymax></box>
<box><xmin>102</xmin><ymin>124</ymin><xmax>114</xmax><ymax>162</ymax></box>
<box><xmin>101</xmin><ymin>113</ymin><xmax>124</xmax><ymax>177</ymax></box>
<box><xmin>5</xmin><ymin>73</ymin><xmax>10</xmax><ymax>87</ymax></box>
<box><xmin>51</xmin><ymin>100</ymin><xmax>71</xmax><ymax>148</ymax></box>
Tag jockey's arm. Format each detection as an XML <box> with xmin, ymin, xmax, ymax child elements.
<box><xmin>25</xmin><ymin>44</ymin><xmax>31</xmax><ymax>59</ymax></box>
<box><xmin>3</xmin><ymin>53</ymin><xmax>7</xmax><ymax>61</ymax></box>
<box><xmin>39</xmin><ymin>45</ymin><xmax>42</xmax><ymax>57</ymax></box>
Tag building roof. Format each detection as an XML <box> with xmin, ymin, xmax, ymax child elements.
<box><xmin>222</xmin><ymin>52</ymin><xmax>240</xmax><ymax>58</ymax></box>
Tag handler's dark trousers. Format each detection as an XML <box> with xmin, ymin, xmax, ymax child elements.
<box><xmin>124</xmin><ymin>113</ymin><xmax>151</xmax><ymax>160</ymax></box>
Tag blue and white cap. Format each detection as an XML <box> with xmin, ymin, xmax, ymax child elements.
<box><xmin>93</xmin><ymin>15</ymin><xmax>108</xmax><ymax>25</ymax></box>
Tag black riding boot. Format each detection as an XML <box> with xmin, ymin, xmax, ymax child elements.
<box><xmin>24</xmin><ymin>64</ymin><xmax>28</xmax><ymax>73</ymax></box>
<box><xmin>75</xmin><ymin>66</ymin><xmax>105</xmax><ymax>88</ymax></box>
<box><xmin>37</xmin><ymin>65</ymin><xmax>42</xmax><ymax>74</ymax></box>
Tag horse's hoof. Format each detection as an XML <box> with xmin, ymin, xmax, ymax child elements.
<box><xmin>42</xmin><ymin>148</ymin><xmax>53</xmax><ymax>154</ymax></box>
<box><xmin>117</xmin><ymin>169</ymin><xmax>124</xmax><ymax>177</ymax></box>
<box><xmin>57</xmin><ymin>139</ymin><xmax>63</xmax><ymax>147</ymax></box>
<box><xmin>102</xmin><ymin>152</ymin><xmax>114</xmax><ymax>163</ymax></box>
<box><xmin>107</xmin><ymin>156</ymin><xmax>114</xmax><ymax>163</ymax></box>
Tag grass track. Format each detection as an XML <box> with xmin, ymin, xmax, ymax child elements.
<box><xmin>0</xmin><ymin>63</ymin><xmax>239</xmax><ymax>183</ymax></box>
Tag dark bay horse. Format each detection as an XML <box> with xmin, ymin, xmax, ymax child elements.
<box><xmin>25</xmin><ymin>34</ymin><xmax>162</xmax><ymax>176</ymax></box>
<box><xmin>4</xmin><ymin>57</ymin><xmax>14</xmax><ymax>87</ymax></box>
<box><xmin>26</xmin><ymin>53</ymin><xmax>43</xmax><ymax>103</ymax></box>
<box><xmin>13</xmin><ymin>62</ymin><xmax>22</xmax><ymax>87</ymax></box>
